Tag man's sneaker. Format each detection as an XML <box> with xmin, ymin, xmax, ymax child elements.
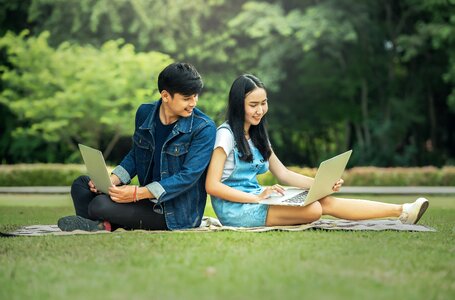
<box><xmin>399</xmin><ymin>198</ymin><xmax>429</xmax><ymax>224</ymax></box>
<box><xmin>58</xmin><ymin>215</ymin><xmax>106</xmax><ymax>232</ymax></box>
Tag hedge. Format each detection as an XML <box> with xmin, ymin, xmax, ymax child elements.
<box><xmin>258</xmin><ymin>166</ymin><xmax>455</xmax><ymax>186</ymax></box>
<box><xmin>0</xmin><ymin>164</ymin><xmax>454</xmax><ymax>186</ymax></box>
<box><xmin>0</xmin><ymin>164</ymin><xmax>84</xmax><ymax>186</ymax></box>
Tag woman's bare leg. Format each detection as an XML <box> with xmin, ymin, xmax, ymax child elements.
<box><xmin>318</xmin><ymin>196</ymin><xmax>402</xmax><ymax>220</ymax></box>
<box><xmin>266</xmin><ymin>201</ymin><xmax>323</xmax><ymax>226</ymax></box>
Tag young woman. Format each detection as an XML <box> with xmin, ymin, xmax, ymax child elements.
<box><xmin>205</xmin><ymin>74</ymin><xmax>429</xmax><ymax>227</ymax></box>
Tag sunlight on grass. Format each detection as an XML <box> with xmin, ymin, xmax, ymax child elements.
<box><xmin>0</xmin><ymin>194</ymin><xmax>454</xmax><ymax>300</ymax></box>
<box><xmin>0</xmin><ymin>193</ymin><xmax>453</xmax><ymax>209</ymax></box>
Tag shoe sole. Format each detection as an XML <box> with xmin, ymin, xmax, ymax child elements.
<box><xmin>414</xmin><ymin>200</ymin><xmax>429</xmax><ymax>224</ymax></box>
<box><xmin>58</xmin><ymin>216</ymin><xmax>102</xmax><ymax>232</ymax></box>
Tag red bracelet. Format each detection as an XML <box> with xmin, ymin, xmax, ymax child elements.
<box><xmin>132</xmin><ymin>186</ymin><xmax>137</xmax><ymax>202</ymax></box>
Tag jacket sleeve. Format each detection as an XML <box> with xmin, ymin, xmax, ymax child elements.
<box><xmin>111</xmin><ymin>149</ymin><xmax>136</xmax><ymax>184</ymax></box>
<box><xmin>145</xmin><ymin>120</ymin><xmax>216</xmax><ymax>203</ymax></box>
<box><xmin>111</xmin><ymin>105</ymin><xmax>147</xmax><ymax>184</ymax></box>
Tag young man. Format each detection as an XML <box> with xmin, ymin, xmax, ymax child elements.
<box><xmin>58</xmin><ymin>62</ymin><xmax>216</xmax><ymax>231</ymax></box>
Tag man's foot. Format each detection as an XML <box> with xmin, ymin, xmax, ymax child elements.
<box><xmin>399</xmin><ymin>197</ymin><xmax>429</xmax><ymax>224</ymax></box>
<box><xmin>58</xmin><ymin>215</ymin><xmax>107</xmax><ymax>232</ymax></box>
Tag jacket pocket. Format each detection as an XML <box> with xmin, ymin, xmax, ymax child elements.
<box><xmin>133</xmin><ymin>132</ymin><xmax>152</xmax><ymax>150</ymax></box>
<box><xmin>165</xmin><ymin>143</ymin><xmax>189</xmax><ymax>157</ymax></box>
<box><xmin>133</xmin><ymin>132</ymin><xmax>153</xmax><ymax>180</ymax></box>
<box><xmin>163</xmin><ymin>143</ymin><xmax>189</xmax><ymax>173</ymax></box>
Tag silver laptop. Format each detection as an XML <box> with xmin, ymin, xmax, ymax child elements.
<box><xmin>78</xmin><ymin>144</ymin><xmax>112</xmax><ymax>194</ymax></box>
<box><xmin>259</xmin><ymin>150</ymin><xmax>352</xmax><ymax>207</ymax></box>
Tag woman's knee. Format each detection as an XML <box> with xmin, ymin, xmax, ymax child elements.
<box><xmin>318</xmin><ymin>196</ymin><xmax>335</xmax><ymax>214</ymax></box>
<box><xmin>303</xmin><ymin>201</ymin><xmax>322</xmax><ymax>222</ymax></box>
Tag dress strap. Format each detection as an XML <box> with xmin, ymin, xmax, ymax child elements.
<box><xmin>217</xmin><ymin>122</ymin><xmax>236</xmax><ymax>147</ymax></box>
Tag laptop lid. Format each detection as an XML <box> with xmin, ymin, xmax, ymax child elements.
<box><xmin>258</xmin><ymin>150</ymin><xmax>352</xmax><ymax>206</ymax></box>
<box><xmin>78</xmin><ymin>144</ymin><xmax>112</xmax><ymax>194</ymax></box>
<box><xmin>303</xmin><ymin>150</ymin><xmax>352</xmax><ymax>205</ymax></box>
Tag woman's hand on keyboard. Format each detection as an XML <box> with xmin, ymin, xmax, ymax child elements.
<box><xmin>258</xmin><ymin>184</ymin><xmax>285</xmax><ymax>200</ymax></box>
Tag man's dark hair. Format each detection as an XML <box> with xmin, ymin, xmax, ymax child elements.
<box><xmin>158</xmin><ymin>62</ymin><xmax>203</xmax><ymax>97</ymax></box>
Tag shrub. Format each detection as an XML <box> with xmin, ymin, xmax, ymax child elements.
<box><xmin>0</xmin><ymin>164</ymin><xmax>141</xmax><ymax>186</ymax></box>
<box><xmin>0</xmin><ymin>164</ymin><xmax>454</xmax><ymax>187</ymax></box>
<box><xmin>440</xmin><ymin>166</ymin><xmax>455</xmax><ymax>186</ymax></box>
<box><xmin>0</xmin><ymin>164</ymin><xmax>86</xmax><ymax>186</ymax></box>
<box><xmin>258</xmin><ymin>166</ymin><xmax>455</xmax><ymax>186</ymax></box>
<box><xmin>0</xmin><ymin>31</ymin><xmax>172</xmax><ymax>163</ymax></box>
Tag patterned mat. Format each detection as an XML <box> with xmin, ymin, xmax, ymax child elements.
<box><xmin>0</xmin><ymin>217</ymin><xmax>436</xmax><ymax>236</ymax></box>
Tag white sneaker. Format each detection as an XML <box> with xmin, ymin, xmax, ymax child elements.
<box><xmin>399</xmin><ymin>197</ymin><xmax>429</xmax><ymax>224</ymax></box>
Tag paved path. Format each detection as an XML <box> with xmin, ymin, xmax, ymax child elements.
<box><xmin>0</xmin><ymin>186</ymin><xmax>454</xmax><ymax>194</ymax></box>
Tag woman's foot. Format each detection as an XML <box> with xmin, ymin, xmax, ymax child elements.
<box><xmin>399</xmin><ymin>198</ymin><xmax>429</xmax><ymax>224</ymax></box>
<box><xmin>58</xmin><ymin>215</ymin><xmax>110</xmax><ymax>232</ymax></box>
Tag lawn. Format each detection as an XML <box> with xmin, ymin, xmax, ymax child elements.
<box><xmin>0</xmin><ymin>194</ymin><xmax>454</xmax><ymax>300</ymax></box>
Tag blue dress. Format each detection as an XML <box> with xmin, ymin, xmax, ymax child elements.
<box><xmin>211</xmin><ymin>124</ymin><xmax>270</xmax><ymax>227</ymax></box>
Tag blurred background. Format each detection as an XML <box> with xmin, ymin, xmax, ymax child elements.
<box><xmin>1</xmin><ymin>0</ymin><xmax>454</xmax><ymax>168</ymax></box>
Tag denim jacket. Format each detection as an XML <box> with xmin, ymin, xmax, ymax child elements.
<box><xmin>112</xmin><ymin>100</ymin><xmax>216</xmax><ymax>230</ymax></box>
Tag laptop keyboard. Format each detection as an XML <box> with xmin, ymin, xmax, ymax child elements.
<box><xmin>282</xmin><ymin>190</ymin><xmax>309</xmax><ymax>204</ymax></box>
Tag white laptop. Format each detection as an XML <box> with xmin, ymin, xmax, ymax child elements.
<box><xmin>258</xmin><ymin>150</ymin><xmax>352</xmax><ymax>207</ymax></box>
<box><xmin>78</xmin><ymin>144</ymin><xmax>113</xmax><ymax>194</ymax></box>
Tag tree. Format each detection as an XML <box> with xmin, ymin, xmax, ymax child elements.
<box><xmin>397</xmin><ymin>0</ymin><xmax>455</xmax><ymax>164</ymax></box>
<box><xmin>226</xmin><ymin>0</ymin><xmax>455</xmax><ymax>166</ymax></box>
<box><xmin>0</xmin><ymin>30</ymin><xmax>172</xmax><ymax>162</ymax></box>
<box><xmin>1</xmin><ymin>0</ymin><xmax>454</xmax><ymax>166</ymax></box>
<box><xmin>23</xmin><ymin>0</ymin><xmax>243</xmax><ymax>123</ymax></box>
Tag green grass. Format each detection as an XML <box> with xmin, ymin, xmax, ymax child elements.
<box><xmin>0</xmin><ymin>194</ymin><xmax>454</xmax><ymax>300</ymax></box>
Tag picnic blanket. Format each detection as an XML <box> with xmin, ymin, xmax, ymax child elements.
<box><xmin>1</xmin><ymin>217</ymin><xmax>436</xmax><ymax>236</ymax></box>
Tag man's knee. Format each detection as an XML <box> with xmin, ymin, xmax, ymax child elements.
<box><xmin>88</xmin><ymin>195</ymin><xmax>113</xmax><ymax>219</ymax></box>
<box><xmin>71</xmin><ymin>175</ymin><xmax>90</xmax><ymax>193</ymax></box>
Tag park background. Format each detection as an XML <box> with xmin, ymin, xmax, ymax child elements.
<box><xmin>1</xmin><ymin>0</ymin><xmax>454</xmax><ymax>169</ymax></box>
<box><xmin>0</xmin><ymin>1</ymin><xmax>454</xmax><ymax>300</ymax></box>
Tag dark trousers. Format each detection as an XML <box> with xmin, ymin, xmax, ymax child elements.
<box><xmin>71</xmin><ymin>176</ymin><xmax>168</xmax><ymax>230</ymax></box>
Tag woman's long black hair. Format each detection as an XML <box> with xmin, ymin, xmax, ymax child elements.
<box><xmin>227</xmin><ymin>74</ymin><xmax>272</xmax><ymax>162</ymax></box>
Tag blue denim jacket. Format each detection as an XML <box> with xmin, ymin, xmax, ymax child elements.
<box><xmin>112</xmin><ymin>100</ymin><xmax>216</xmax><ymax>230</ymax></box>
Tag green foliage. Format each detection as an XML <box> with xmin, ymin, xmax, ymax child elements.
<box><xmin>0</xmin><ymin>164</ymin><xmax>140</xmax><ymax>186</ymax></box>
<box><xmin>0</xmin><ymin>164</ymin><xmax>455</xmax><ymax>186</ymax></box>
<box><xmin>398</xmin><ymin>0</ymin><xmax>455</xmax><ymax>113</ymax></box>
<box><xmin>0</xmin><ymin>164</ymin><xmax>85</xmax><ymax>186</ymax></box>
<box><xmin>1</xmin><ymin>164</ymin><xmax>453</xmax><ymax>187</ymax></box>
<box><xmin>258</xmin><ymin>166</ymin><xmax>455</xmax><ymax>187</ymax></box>
<box><xmin>0</xmin><ymin>164</ymin><xmax>138</xmax><ymax>186</ymax></box>
<box><xmin>245</xmin><ymin>1</ymin><xmax>454</xmax><ymax>166</ymax></box>
<box><xmin>27</xmin><ymin>0</ymin><xmax>228</xmax><ymax>54</ymax></box>
<box><xmin>0</xmin><ymin>164</ymin><xmax>450</xmax><ymax>187</ymax></box>
<box><xmin>0</xmin><ymin>31</ymin><xmax>172</xmax><ymax>162</ymax></box>
<box><xmin>0</xmin><ymin>0</ymin><xmax>454</xmax><ymax>166</ymax></box>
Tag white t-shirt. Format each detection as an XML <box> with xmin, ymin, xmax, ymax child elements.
<box><xmin>214</xmin><ymin>125</ymin><xmax>257</xmax><ymax>181</ymax></box>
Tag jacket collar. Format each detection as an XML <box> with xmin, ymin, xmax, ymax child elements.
<box><xmin>139</xmin><ymin>99</ymin><xmax>194</xmax><ymax>133</ymax></box>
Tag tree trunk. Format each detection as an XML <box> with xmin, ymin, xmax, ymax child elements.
<box><xmin>355</xmin><ymin>123</ymin><xmax>365</xmax><ymax>149</ymax></box>
<box><xmin>361</xmin><ymin>79</ymin><xmax>371</xmax><ymax>148</ymax></box>
<box><xmin>103</xmin><ymin>131</ymin><xmax>121</xmax><ymax>160</ymax></box>
<box><xmin>344</xmin><ymin>121</ymin><xmax>351</xmax><ymax>151</ymax></box>
<box><xmin>428</xmin><ymin>91</ymin><xmax>437</xmax><ymax>149</ymax></box>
